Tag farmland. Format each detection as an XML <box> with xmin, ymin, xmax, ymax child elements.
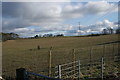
<box><xmin>2</xmin><ymin>34</ymin><xmax>120</xmax><ymax>78</ymax></box>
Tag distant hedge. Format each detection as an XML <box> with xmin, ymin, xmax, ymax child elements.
<box><xmin>1</xmin><ymin>33</ymin><xmax>19</xmax><ymax>42</ymax></box>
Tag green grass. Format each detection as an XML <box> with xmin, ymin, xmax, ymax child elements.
<box><xmin>2</xmin><ymin>34</ymin><xmax>119</xmax><ymax>77</ymax></box>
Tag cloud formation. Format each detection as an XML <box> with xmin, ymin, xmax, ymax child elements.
<box><xmin>64</xmin><ymin>19</ymin><xmax>118</xmax><ymax>36</ymax></box>
<box><xmin>2</xmin><ymin>1</ymin><xmax>118</xmax><ymax>37</ymax></box>
<box><xmin>11</xmin><ymin>19</ymin><xmax>118</xmax><ymax>37</ymax></box>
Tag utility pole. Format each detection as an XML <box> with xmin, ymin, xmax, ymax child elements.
<box><xmin>78</xmin><ymin>22</ymin><xmax>81</xmax><ymax>36</ymax></box>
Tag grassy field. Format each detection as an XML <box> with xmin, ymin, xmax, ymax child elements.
<box><xmin>2</xmin><ymin>34</ymin><xmax>119</xmax><ymax>78</ymax></box>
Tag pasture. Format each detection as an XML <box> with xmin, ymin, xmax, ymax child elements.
<box><xmin>2</xmin><ymin>34</ymin><xmax>119</xmax><ymax>78</ymax></box>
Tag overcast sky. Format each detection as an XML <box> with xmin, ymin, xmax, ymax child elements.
<box><xmin>1</xmin><ymin>0</ymin><xmax>119</xmax><ymax>37</ymax></box>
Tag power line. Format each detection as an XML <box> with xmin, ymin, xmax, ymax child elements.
<box><xmin>83</xmin><ymin>3</ymin><xmax>118</xmax><ymax>34</ymax></box>
<box><xmin>85</xmin><ymin>2</ymin><xmax>118</xmax><ymax>25</ymax></box>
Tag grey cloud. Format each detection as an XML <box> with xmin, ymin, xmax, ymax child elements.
<box><xmin>2</xmin><ymin>2</ymin><xmax>64</xmax><ymax>32</ymax></box>
<box><xmin>2</xmin><ymin>2</ymin><xmax>25</xmax><ymax>18</ymax></box>
<box><xmin>2</xmin><ymin>2</ymin><xmax>118</xmax><ymax>36</ymax></box>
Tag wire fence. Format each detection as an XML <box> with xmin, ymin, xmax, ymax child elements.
<box><xmin>2</xmin><ymin>42</ymin><xmax>120</xmax><ymax>79</ymax></box>
<box><xmin>53</xmin><ymin>56</ymin><xmax>120</xmax><ymax>79</ymax></box>
<box><xmin>27</xmin><ymin>42</ymin><xmax>119</xmax><ymax>79</ymax></box>
<box><xmin>15</xmin><ymin>56</ymin><xmax>119</xmax><ymax>80</ymax></box>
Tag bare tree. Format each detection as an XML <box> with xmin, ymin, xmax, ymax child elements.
<box><xmin>107</xmin><ymin>27</ymin><xmax>114</xmax><ymax>34</ymax></box>
<box><xmin>116</xmin><ymin>28</ymin><xmax>120</xmax><ymax>34</ymax></box>
<box><xmin>102</xmin><ymin>29</ymin><xmax>108</xmax><ymax>35</ymax></box>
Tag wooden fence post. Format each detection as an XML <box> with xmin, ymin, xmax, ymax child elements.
<box><xmin>112</xmin><ymin>44</ymin><xmax>115</xmax><ymax>60</ymax></box>
<box><xmin>72</xmin><ymin>49</ymin><xmax>76</xmax><ymax>75</ymax></box>
<box><xmin>73</xmin><ymin>49</ymin><xmax>76</xmax><ymax>62</ymax></box>
<box><xmin>49</xmin><ymin>50</ymin><xmax>52</xmax><ymax>77</ymax></box>
<box><xmin>16</xmin><ymin>68</ymin><xmax>28</xmax><ymax>80</ymax></box>
<box><xmin>101</xmin><ymin>57</ymin><xmax>104</xmax><ymax>80</ymax></box>
<box><xmin>90</xmin><ymin>47</ymin><xmax>92</xmax><ymax>64</ymax></box>
<box><xmin>103</xmin><ymin>45</ymin><xmax>105</xmax><ymax>58</ymax></box>
<box><xmin>89</xmin><ymin>47</ymin><xmax>92</xmax><ymax>77</ymax></box>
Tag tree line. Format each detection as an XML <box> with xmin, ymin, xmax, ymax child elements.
<box><xmin>0</xmin><ymin>33</ymin><xmax>19</xmax><ymax>41</ymax></box>
<box><xmin>87</xmin><ymin>28</ymin><xmax>120</xmax><ymax>37</ymax></box>
<box><xmin>102</xmin><ymin>27</ymin><xmax>120</xmax><ymax>35</ymax></box>
<box><xmin>0</xmin><ymin>33</ymin><xmax>64</xmax><ymax>41</ymax></box>
<box><xmin>33</xmin><ymin>34</ymin><xmax>64</xmax><ymax>38</ymax></box>
<box><xmin>0</xmin><ymin>28</ymin><xmax>120</xmax><ymax>41</ymax></box>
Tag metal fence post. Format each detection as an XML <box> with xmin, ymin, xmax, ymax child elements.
<box><xmin>78</xmin><ymin>60</ymin><xmax>81</xmax><ymax>80</ymax></box>
<box><xmin>58</xmin><ymin>65</ymin><xmax>61</xmax><ymax>79</ymax></box>
<box><xmin>101</xmin><ymin>57</ymin><xmax>104</xmax><ymax>80</ymax></box>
